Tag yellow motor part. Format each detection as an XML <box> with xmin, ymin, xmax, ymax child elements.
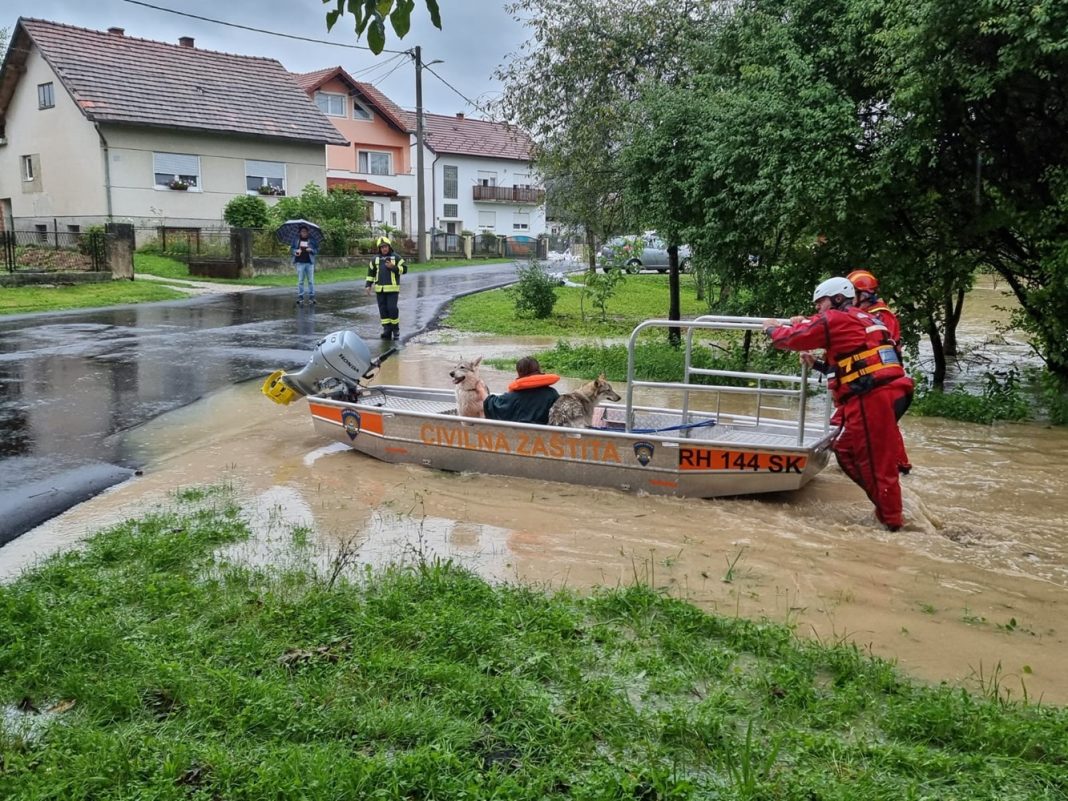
<box><xmin>262</xmin><ymin>370</ymin><xmax>299</xmax><ymax>405</ymax></box>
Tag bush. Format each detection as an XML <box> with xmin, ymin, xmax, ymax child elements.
<box><xmin>223</xmin><ymin>195</ymin><xmax>270</xmax><ymax>228</ymax></box>
<box><xmin>911</xmin><ymin>369</ymin><xmax>1031</xmax><ymax>424</ymax></box>
<box><xmin>510</xmin><ymin>260</ymin><xmax>558</xmax><ymax>319</ymax></box>
<box><xmin>78</xmin><ymin>225</ymin><xmax>107</xmax><ymax>259</ymax></box>
<box><xmin>582</xmin><ymin>268</ymin><xmax>625</xmax><ymax>321</ymax></box>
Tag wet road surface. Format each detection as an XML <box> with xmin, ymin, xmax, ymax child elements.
<box><xmin>0</xmin><ymin>263</ymin><xmax>520</xmax><ymax>543</ymax></box>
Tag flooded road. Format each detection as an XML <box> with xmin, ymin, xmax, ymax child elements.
<box><xmin>5</xmin><ymin>339</ymin><xmax>1067</xmax><ymax>704</ymax></box>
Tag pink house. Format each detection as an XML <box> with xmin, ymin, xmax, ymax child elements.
<box><xmin>293</xmin><ymin>67</ymin><xmax>414</xmax><ymax>234</ymax></box>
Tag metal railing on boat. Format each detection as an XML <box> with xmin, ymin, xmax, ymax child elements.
<box><xmin>624</xmin><ymin>317</ymin><xmax>831</xmax><ymax>446</ymax></box>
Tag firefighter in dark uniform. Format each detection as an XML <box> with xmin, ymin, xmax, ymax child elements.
<box><xmin>365</xmin><ymin>237</ymin><xmax>407</xmax><ymax>340</ymax></box>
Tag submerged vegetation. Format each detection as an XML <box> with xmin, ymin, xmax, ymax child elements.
<box><xmin>1</xmin><ymin>489</ymin><xmax>1064</xmax><ymax>799</ymax></box>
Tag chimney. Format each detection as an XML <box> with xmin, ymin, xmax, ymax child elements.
<box><xmin>456</xmin><ymin>112</ymin><xmax>464</xmax><ymax>119</ymax></box>
<box><xmin>179</xmin><ymin>36</ymin><xmax>195</xmax><ymax>48</ymax></box>
<box><xmin>108</xmin><ymin>27</ymin><xmax>125</xmax><ymax>36</ymax></box>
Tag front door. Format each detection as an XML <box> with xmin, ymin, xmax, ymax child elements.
<box><xmin>445</xmin><ymin>222</ymin><xmax>458</xmax><ymax>235</ymax></box>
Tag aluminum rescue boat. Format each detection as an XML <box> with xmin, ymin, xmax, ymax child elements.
<box><xmin>262</xmin><ymin>317</ymin><xmax>836</xmax><ymax>499</ymax></box>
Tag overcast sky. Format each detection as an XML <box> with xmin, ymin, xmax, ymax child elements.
<box><xmin>2</xmin><ymin>0</ymin><xmax>529</xmax><ymax>117</ymax></box>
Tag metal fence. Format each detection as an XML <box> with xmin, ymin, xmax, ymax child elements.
<box><xmin>431</xmin><ymin>233</ymin><xmax>463</xmax><ymax>255</ymax></box>
<box><xmin>1</xmin><ymin>228</ymin><xmax>107</xmax><ymax>273</ymax></box>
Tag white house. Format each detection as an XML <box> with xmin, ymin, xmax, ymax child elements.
<box><xmin>0</xmin><ymin>18</ymin><xmax>346</xmax><ymax>234</ymax></box>
<box><xmin>410</xmin><ymin>112</ymin><xmax>546</xmax><ymax>239</ymax></box>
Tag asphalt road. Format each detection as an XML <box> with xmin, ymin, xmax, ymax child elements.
<box><xmin>0</xmin><ymin>262</ymin><xmax>521</xmax><ymax>544</ymax></box>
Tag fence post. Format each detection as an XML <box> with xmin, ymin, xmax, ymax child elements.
<box><xmin>233</xmin><ymin>228</ymin><xmax>254</xmax><ymax>278</ymax></box>
<box><xmin>53</xmin><ymin>218</ymin><xmax>59</xmax><ymax>249</ymax></box>
<box><xmin>105</xmin><ymin>222</ymin><xmax>135</xmax><ymax>280</ymax></box>
<box><xmin>462</xmin><ymin>234</ymin><xmax>473</xmax><ymax>259</ymax></box>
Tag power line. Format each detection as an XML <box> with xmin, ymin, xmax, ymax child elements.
<box><xmin>121</xmin><ymin>0</ymin><xmax>410</xmax><ymax>54</ymax></box>
<box><xmin>422</xmin><ymin>64</ymin><xmax>497</xmax><ymax>120</ymax></box>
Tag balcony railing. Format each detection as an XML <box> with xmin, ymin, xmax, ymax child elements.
<box><xmin>472</xmin><ymin>185</ymin><xmax>546</xmax><ymax>204</ymax></box>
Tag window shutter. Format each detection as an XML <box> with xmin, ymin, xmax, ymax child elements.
<box><xmin>246</xmin><ymin>160</ymin><xmax>285</xmax><ymax>180</ymax></box>
<box><xmin>154</xmin><ymin>152</ymin><xmax>199</xmax><ymax>176</ymax></box>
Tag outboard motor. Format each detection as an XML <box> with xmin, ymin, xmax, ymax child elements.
<box><xmin>262</xmin><ymin>330</ymin><xmax>393</xmax><ymax>405</ymax></box>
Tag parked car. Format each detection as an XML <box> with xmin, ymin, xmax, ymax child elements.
<box><xmin>599</xmin><ymin>233</ymin><xmax>692</xmax><ymax>273</ymax></box>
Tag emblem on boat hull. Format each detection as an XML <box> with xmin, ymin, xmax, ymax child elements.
<box><xmin>341</xmin><ymin>409</ymin><xmax>362</xmax><ymax>440</ymax></box>
<box><xmin>633</xmin><ymin>441</ymin><xmax>654</xmax><ymax>466</ymax></box>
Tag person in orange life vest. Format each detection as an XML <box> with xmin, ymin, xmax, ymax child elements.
<box><xmin>847</xmin><ymin>268</ymin><xmax>913</xmax><ymax>474</ymax></box>
<box><xmin>763</xmin><ymin>277</ymin><xmax>909</xmax><ymax>530</ymax></box>
<box><xmin>365</xmin><ymin>236</ymin><xmax>407</xmax><ymax>340</ymax></box>
<box><xmin>483</xmin><ymin>356</ymin><xmax>560</xmax><ymax>425</ymax></box>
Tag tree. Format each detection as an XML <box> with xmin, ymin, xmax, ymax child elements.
<box><xmin>496</xmin><ymin>0</ymin><xmax>717</xmax><ymax>276</ymax></box>
<box><xmin>223</xmin><ymin>195</ymin><xmax>270</xmax><ymax>229</ymax></box>
<box><xmin>324</xmin><ymin>0</ymin><xmax>442</xmax><ymax>54</ymax></box>
<box><xmin>271</xmin><ymin>183</ymin><xmax>369</xmax><ymax>256</ymax></box>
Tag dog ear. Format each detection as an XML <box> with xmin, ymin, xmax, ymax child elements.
<box><xmin>597</xmin><ymin>373</ymin><xmax>606</xmax><ymax>382</ymax></box>
<box><xmin>473</xmin><ymin>356</ymin><xmax>483</xmax><ymax>367</ymax></box>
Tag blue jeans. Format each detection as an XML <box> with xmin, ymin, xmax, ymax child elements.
<box><xmin>296</xmin><ymin>262</ymin><xmax>315</xmax><ymax>299</ymax></box>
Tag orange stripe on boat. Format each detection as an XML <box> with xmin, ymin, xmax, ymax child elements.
<box><xmin>308</xmin><ymin>402</ymin><xmax>342</xmax><ymax>423</ymax></box>
<box><xmin>308</xmin><ymin>404</ymin><xmax>384</xmax><ymax>435</ymax></box>
<box><xmin>385</xmin><ymin>446</ymin><xmax>408</xmax><ymax>454</ymax></box>
<box><xmin>648</xmin><ymin>479</ymin><xmax>678</xmax><ymax>488</ymax></box>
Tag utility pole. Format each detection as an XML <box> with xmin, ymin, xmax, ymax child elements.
<box><xmin>414</xmin><ymin>46</ymin><xmax>429</xmax><ymax>263</ymax></box>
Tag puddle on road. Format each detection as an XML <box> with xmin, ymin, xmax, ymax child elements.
<box><xmin>4</xmin><ymin>342</ymin><xmax>1067</xmax><ymax>705</ymax></box>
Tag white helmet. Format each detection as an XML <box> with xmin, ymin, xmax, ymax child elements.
<box><xmin>812</xmin><ymin>276</ymin><xmax>856</xmax><ymax>302</ymax></box>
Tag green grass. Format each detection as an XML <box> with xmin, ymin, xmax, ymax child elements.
<box><xmin>444</xmin><ymin>272</ymin><xmax>710</xmax><ymax>337</ymax></box>
<box><xmin>0</xmin><ymin>279</ymin><xmax>188</xmax><ymax>315</ymax></box>
<box><xmin>1</xmin><ymin>488</ymin><xmax>1064</xmax><ymax>800</ymax></box>
<box><xmin>134</xmin><ymin>253</ymin><xmax>510</xmax><ymax>287</ymax></box>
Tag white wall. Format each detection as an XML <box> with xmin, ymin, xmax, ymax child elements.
<box><xmin>0</xmin><ymin>43</ymin><xmax>108</xmax><ymax>223</ymax></box>
<box><xmin>412</xmin><ymin>146</ymin><xmax>547</xmax><ymax>238</ymax></box>
<box><xmin>103</xmin><ymin>126</ymin><xmax>328</xmax><ymax>224</ymax></box>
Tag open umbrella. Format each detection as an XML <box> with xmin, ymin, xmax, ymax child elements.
<box><xmin>276</xmin><ymin>219</ymin><xmax>323</xmax><ymax>249</ymax></box>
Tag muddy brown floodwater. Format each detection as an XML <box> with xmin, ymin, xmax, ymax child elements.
<box><xmin>5</xmin><ymin>327</ymin><xmax>1067</xmax><ymax>705</ymax></box>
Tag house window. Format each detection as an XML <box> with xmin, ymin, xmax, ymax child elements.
<box><xmin>153</xmin><ymin>152</ymin><xmax>200</xmax><ymax>190</ymax></box>
<box><xmin>357</xmin><ymin>150</ymin><xmax>391</xmax><ymax>175</ymax></box>
<box><xmin>67</xmin><ymin>224</ymin><xmax>80</xmax><ymax>233</ymax></box>
<box><xmin>443</xmin><ymin>203</ymin><xmax>459</xmax><ymax>218</ymax></box>
<box><xmin>315</xmin><ymin>91</ymin><xmax>346</xmax><ymax>117</ymax></box>
<box><xmin>245</xmin><ymin>159</ymin><xmax>286</xmax><ymax>195</ymax></box>
<box><xmin>513</xmin><ymin>173</ymin><xmax>533</xmax><ymax>189</ymax></box>
<box><xmin>478</xmin><ymin>211</ymin><xmax>496</xmax><ymax>229</ymax></box>
<box><xmin>37</xmin><ymin>82</ymin><xmax>55</xmax><ymax>109</ymax></box>
<box><xmin>443</xmin><ymin>165</ymin><xmax>458</xmax><ymax>199</ymax></box>
<box><xmin>477</xmin><ymin>170</ymin><xmax>497</xmax><ymax>187</ymax></box>
<box><xmin>390</xmin><ymin>211</ymin><xmax>398</xmax><ymax>226</ymax></box>
<box><xmin>352</xmin><ymin>98</ymin><xmax>373</xmax><ymax>121</ymax></box>
<box><xmin>21</xmin><ymin>155</ymin><xmax>35</xmax><ymax>181</ymax></box>
<box><xmin>513</xmin><ymin>212</ymin><xmax>530</xmax><ymax>231</ymax></box>
<box><xmin>35</xmin><ymin>224</ymin><xmax>47</xmax><ymax>243</ymax></box>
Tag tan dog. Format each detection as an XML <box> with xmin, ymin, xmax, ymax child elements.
<box><xmin>449</xmin><ymin>356</ymin><xmax>489</xmax><ymax>418</ymax></box>
<box><xmin>547</xmin><ymin>374</ymin><xmax>621</xmax><ymax>428</ymax></box>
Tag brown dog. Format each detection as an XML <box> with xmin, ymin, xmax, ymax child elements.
<box><xmin>449</xmin><ymin>356</ymin><xmax>489</xmax><ymax>418</ymax></box>
<box><xmin>547</xmin><ymin>374</ymin><xmax>621</xmax><ymax>428</ymax></box>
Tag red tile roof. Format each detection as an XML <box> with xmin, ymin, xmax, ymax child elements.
<box><xmin>3</xmin><ymin>18</ymin><xmax>347</xmax><ymax>145</ymax></box>
<box><xmin>327</xmin><ymin>177</ymin><xmax>397</xmax><ymax>196</ymax></box>
<box><xmin>413</xmin><ymin>112</ymin><xmax>534</xmax><ymax>161</ymax></box>
<box><xmin>292</xmin><ymin>66</ymin><xmax>412</xmax><ymax>134</ymax></box>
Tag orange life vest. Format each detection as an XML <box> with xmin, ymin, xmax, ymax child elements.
<box><xmin>508</xmin><ymin>373</ymin><xmax>560</xmax><ymax>392</ymax></box>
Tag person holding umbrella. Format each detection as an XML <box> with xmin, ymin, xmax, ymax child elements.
<box><xmin>365</xmin><ymin>236</ymin><xmax>407</xmax><ymax>339</ymax></box>
<box><xmin>276</xmin><ymin>219</ymin><xmax>322</xmax><ymax>305</ymax></box>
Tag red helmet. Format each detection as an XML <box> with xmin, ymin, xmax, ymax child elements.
<box><xmin>847</xmin><ymin>269</ymin><xmax>879</xmax><ymax>292</ymax></box>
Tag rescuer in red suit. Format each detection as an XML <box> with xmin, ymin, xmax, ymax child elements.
<box><xmin>763</xmin><ymin>277</ymin><xmax>910</xmax><ymax>530</ymax></box>
<box><xmin>847</xmin><ymin>269</ymin><xmax>913</xmax><ymax>474</ymax></box>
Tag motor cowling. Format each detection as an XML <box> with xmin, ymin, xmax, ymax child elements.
<box><xmin>262</xmin><ymin>330</ymin><xmax>373</xmax><ymax>405</ymax></box>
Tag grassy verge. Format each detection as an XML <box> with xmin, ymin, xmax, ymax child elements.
<box><xmin>135</xmin><ymin>253</ymin><xmax>511</xmax><ymax>287</ymax></box>
<box><xmin>1</xmin><ymin>489</ymin><xmax>1063</xmax><ymax>800</ymax></box>
<box><xmin>0</xmin><ymin>279</ymin><xmax>188</xmax><ymax>315</ymax></box>
<box><xmin>444</xmin><ymin>272</ymin><xmax>709</xmax><ymax>337</ymax></box>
